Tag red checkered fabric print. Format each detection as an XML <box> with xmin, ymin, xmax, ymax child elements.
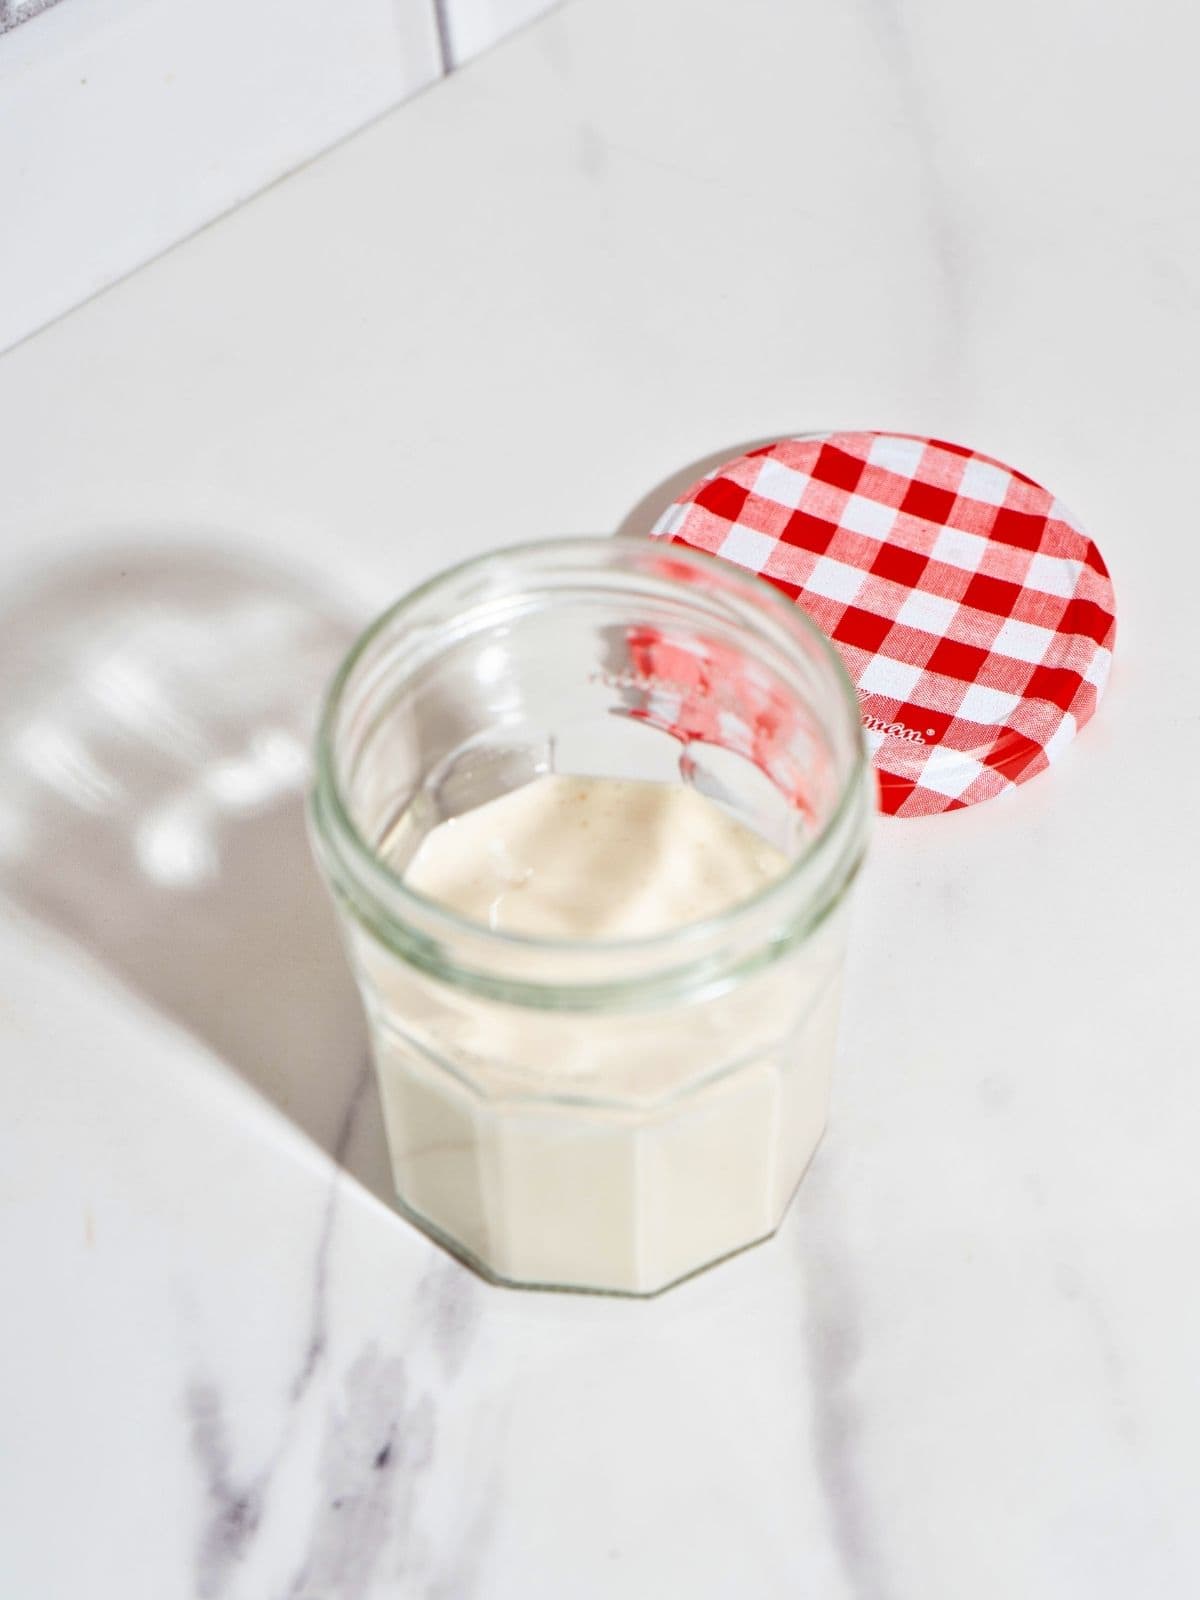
<box><xmin>649</xmin><ymin>432</ymin><xmax>1116</xmax><ymax>817</ymax></box>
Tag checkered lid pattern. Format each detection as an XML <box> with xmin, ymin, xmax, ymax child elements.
<box><xmin>649</xmin><ymin>432</ymin><xmax>1116</xmax><ymax>817</ymax></box>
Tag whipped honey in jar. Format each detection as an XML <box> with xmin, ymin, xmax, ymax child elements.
<box><xmin>356</xmin><ymin>774</ymin><xmax>847</xmax><ymax>1294</ymax></box>
<box><xmin>311</xmin><ymin>538</ymin><xmax>868</xmax><ymax>1295</ymax></box>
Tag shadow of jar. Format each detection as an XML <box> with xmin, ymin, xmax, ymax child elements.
<box><xmin>0</xmin><ymin>542</ymin><xmax>391</xmax><ymax>1203</ymax></box>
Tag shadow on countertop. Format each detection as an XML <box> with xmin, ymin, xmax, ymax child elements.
<box><xmin>0</xmin><ymin>542</ymin><xmax>392</xmax><ymax>1204</ymax></box>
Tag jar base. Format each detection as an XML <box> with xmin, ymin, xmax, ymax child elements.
<box><xmin>384</xmin><ymin>1125</ymin><xmax>830</xmax><ymax>1299</ymax></box>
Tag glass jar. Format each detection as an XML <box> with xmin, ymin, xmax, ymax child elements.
<box><xmin>310</xmin><ymin>537</ymin><xmax>869</xmax><ymax>1295</ymax></box>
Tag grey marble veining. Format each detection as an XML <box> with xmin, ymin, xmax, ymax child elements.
<box><xmin>857</xmin><ymin>0</ymin><xmax>968</xmax><ymax>402</ymax></box>
<box><xmin>799</xmin><ymin>1159</ymin><xmax>898</xmax><ymax>1600</ymax></box>
<box><xmin>0</xmin><ymin>0</ymin><xmax>66</xmax><ymax>39</ymax></box>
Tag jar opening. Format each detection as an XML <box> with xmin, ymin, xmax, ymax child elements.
<box><xmin>311</xmin><ymin>537</ymin><xmax>869</xmax><ymax>1004</ymax></box>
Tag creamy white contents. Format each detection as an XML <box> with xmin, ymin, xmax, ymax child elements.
<box><xmin>358</xmin><ymin>774</ymin><xmax>848</xmax><ymax>1294</ymax></box>
<box><xmin>403</xmin><ymin>773</ymin><xmax>788</xmax><ymax>938</ymax></box>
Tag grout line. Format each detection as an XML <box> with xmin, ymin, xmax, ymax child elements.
<box><xmin>431</xmin><ymin>0</ymin><xmax>454</xmax><ymax>73</ymax></box>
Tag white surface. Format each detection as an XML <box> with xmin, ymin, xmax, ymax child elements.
<box><xmin>1</xmin><ymin>0</ymin><xmax>1198</xmax><ymax>1593</ymax></box>
<box><xmin>442</xmin><ymin>0</ymin><xmax>564</xmax><ymax>64</ymax></box>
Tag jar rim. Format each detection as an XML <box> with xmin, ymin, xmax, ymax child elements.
<box><xmin>311</xmin><ymin>537</ymin><xmax>869</xmax><ymax>992</ymax></box>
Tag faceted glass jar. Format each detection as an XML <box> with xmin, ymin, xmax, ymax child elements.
<box><xmin>310</xmin><ymin>538</ymin><xmax>869</xmax><ymax>1295</ymax></box>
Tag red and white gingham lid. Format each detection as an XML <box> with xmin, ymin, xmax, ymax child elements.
<box><xmin>650</xmin><ymin>432</ymin><xmax>1116</xmax><ymax>818</ymax></box>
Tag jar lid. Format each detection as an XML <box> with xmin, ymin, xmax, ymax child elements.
<box><xmin>649</xmin><ymin>432</ymin><xmax>1116</xmax><ymax>817</ymax></box>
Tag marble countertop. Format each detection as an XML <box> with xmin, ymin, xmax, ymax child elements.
<box><xmin>2</xmin><ymin>0</ymin><xmax>1198</xmax><ymax>1594</ymax></box>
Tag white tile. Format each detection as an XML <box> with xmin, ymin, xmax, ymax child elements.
<box><xmin>895</xmin><ymin>590</ymin><xmax>958</xmax><ymax>635</ymax></box>
<box><xmin>0</xmin><ymin>0</ymin><xmax>444</xmax><ymax>354</ymax></box>
<box><xmin>840</xmin><ymin>494</ymin><xmax>897</xmax><ymax>541</ymax></box>
<box><xmin>992</xmin><ymin>617</ymin><xmax>1058</xmax><ymax>664</ymax></box>
<box><xmin>804</xmin><ymin>556</ymin><xmax>865</xmax><ymax>603</ymax></box>
<box><xmin>718</xmin><ymin>524</ymin><xmax>775</xmax><ymax>573</ymax></box>
<box><xmin>442</xmin><ymin>0</ymin><xmax>561</xmax><ymax>66</ymax></box>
